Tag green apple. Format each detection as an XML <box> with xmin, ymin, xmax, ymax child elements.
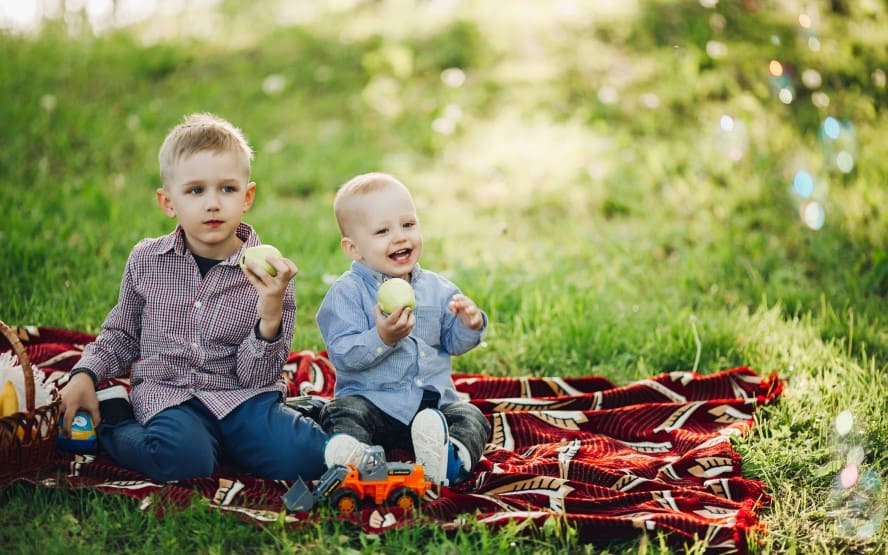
<box><xmin>240</xmin><ymin>244</ymin><xmax>282</xmax><ymax>277</ymax></box>
<box><xmin>377</xmin><ymin>278</ymin><xmax>416</xmax><ymax>314</ymax></box>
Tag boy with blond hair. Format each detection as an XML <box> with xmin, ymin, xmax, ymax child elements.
<box><xmin>60</xmin><ymin>113</ymin><xmax>328</xmax><ymax>482</ymax></box>
<box><xmin>317</xmin><ymin>172</ymin><xmax>490</xmax><ymax>486</ymax></box>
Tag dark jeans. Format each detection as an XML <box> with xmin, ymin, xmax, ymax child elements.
<box><xmin>98</xmin><ymin>392</ymin><xmax>328</xmax><ymax>483</ymax></box>
<box><xmin>319</xmin><ymin>395</ymin><xmax>490</xmax><ymax>468</ymax></box>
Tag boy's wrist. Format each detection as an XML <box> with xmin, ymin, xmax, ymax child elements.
<box><xmin>69</xmin><ymin>367</ymin><xmax>99</xmax><ymax>388</ymax></box>
<box><xmin>255</xmin><ymin>319</ymin><xmax>282</xmax><ymax>342</ymax></box>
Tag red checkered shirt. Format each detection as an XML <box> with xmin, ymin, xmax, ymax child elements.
<box><xmin>77</xmin><ymin>223</ymin><xmax>295</xmax><ymax>424</ymax></box>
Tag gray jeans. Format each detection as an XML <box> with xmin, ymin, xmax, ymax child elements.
<box><xmin>319</xmin><ymin>394</ymin><xmax>490</xmax><ymax>468</ymax></box>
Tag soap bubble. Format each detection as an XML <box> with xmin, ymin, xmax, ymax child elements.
<box><xmin>827</xmin><ymin>409</ymin><xmax>886</xmax><ymax>543</ymax></box>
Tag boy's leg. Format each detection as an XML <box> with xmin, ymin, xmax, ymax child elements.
<box><xmin>439</xmin><ymin>401</ymin><xmax>491</xmax><ymax>469</ymax></box>
<box><xmin>219</xmin><ymin>391</ymin><xmax>328</xmax><ymax>481</ymax></box>
<box><xmin>97</xmin><ymin>398</ymin><xmax>219</xmax><ymax>482</ymax></box>
<box><xmin>318</xmin><ymin>395</ymin><xmax>394</xmax><ymax>446</ymax></box>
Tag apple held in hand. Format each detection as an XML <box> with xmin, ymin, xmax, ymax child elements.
<box><xmin>377</xmin><ymin>278</ymin><xmax>416</xmax><ymax>315</ymax></box>
<box><xmin>240</xmin><ymin>244</ymin><xmax>282</xmax><ymax>277</ymax></box>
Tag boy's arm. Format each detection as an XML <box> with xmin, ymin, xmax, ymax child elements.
<box><xmin>76</xmin><ymin>253</ymin><xmax>145</xmax><ymax>384</ymax></box>
<box><xmin>237</xmin><ymin>255</ymin><xmax>298</xmax><ymax>387</ymax></box>
<box><xmin>316</xmin><ymin>280</ymin><xmax>397</xmax><ymax>371</ymax></box>
<box><xmin>441</xmin><ymin>292</ymin><xmax>487</xmax><ymax>356</ymax></box>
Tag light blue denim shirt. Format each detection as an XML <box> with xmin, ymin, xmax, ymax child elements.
<box><xmin>316</xmin><ymin>261</ymin><xmax>487</xmax><ymax>424</ymax></box>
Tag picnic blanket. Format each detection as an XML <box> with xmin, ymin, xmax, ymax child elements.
<box><xmin>2</xmin><ymin>326</ymin><xmax>783</xmax><ymax>553</ymax></box>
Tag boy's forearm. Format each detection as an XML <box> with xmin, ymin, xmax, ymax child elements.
<box><xmin>256</xmin><ymin>295</ymin><xmax>285</xmax><ymax>340</ymax></box>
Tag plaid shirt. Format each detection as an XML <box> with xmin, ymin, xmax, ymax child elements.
<box><xmin>77</xmin><ymin>223</ymin><xmax>295</xmax><ymax>424</ymax></box>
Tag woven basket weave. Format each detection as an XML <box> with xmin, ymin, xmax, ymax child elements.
<box><xmin>0</xmin><ymin>320</ymin><xmax>61</xmax><ymax>482</ymax></box>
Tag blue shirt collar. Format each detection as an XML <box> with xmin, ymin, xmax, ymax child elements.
<box><xmin>350</xmin><ymin>260</ymin><xmax>423</xmax><ymax>286</ymax></box>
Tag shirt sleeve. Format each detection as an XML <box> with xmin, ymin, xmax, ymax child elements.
<box><xmin>77</xmin><ymin>250</ymin><xmax>145</xmax><ymax>383</ymax></box>
<box><xmin>316</xmin><ymin>278</ymin><xmax>395</xmax><ymax>371</ymax></box>
<box><xmin>235</xmin><ymin>279</ymin><xmax>296</xmax><ymax>388</ymax></box>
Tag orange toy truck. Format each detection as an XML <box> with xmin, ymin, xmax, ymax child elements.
<box><xmin>283</xmin><ymin>445</ymin><xmax>431</xmax><ymax>514</ymax></box>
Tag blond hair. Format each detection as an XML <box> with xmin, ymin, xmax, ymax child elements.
<box><xmin>333</xmin><ymin>172</ymin><xmax>411</xmax><ymax>236</ymax></box>
<box><xmin>158</xmin><ymin>113</ymin><xmax>254</xmax><ymax>186</ymax></box>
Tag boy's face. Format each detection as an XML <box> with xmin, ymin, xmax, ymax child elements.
<box><xmin>156</xmin><ymin>149</ymin><xmax>255</xmax><ymax>259</ymax></box>
<box><xmin>340</xmin><ymin>184</ymin><xmax>423</xmax><ymax>280</ymax></box>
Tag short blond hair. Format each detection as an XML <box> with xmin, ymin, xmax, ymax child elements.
<box><xmin>158</xmin><ymin>113</ymin><xmax>254</xmax><ymax>186</ymax></box>
<box><xmin>333</xmin><ymin>172</ymin><xmax>411</xmax><ymax>236</ymax></box>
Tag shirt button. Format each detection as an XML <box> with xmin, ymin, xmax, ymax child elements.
<box><xmin>190</xmin><ymin>368</ymin><xmax>197</xmax><ymax>373</ymax></box>
<box><xmin>420</xmin><ymin>351</ymin><xmax>426</xmax><ymax>358</ymax></box>
<box><xmin>376</xmin><ymin>347</ymin><xmax>382</xmax><ymax>354</ymax></box>
<box><xmin>416</xmin><ymin>378</ymin><xmax>423</xmax><ymax>387</ymax></box>
<box><xmin>188</xmin><ymin>387</ymin><xmax>195</xmax><ymax>394</ymax></box>
<box><xmin>194</xmin><ymin>300</ymin><xmax>202</xmax><ymax>308</ymax></box>
<box><xmin>190</xmin><ymin>342</ymin><xmax>199</xmax><ymax>350</ymax></box>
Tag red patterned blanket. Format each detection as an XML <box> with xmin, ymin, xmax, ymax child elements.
<box><xmin>3</xmin><ymin>326</ymin><xmax>783</xmax><ymax>553</ymax></box>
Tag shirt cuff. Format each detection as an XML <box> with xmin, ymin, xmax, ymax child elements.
<box><xmin>254</xmin><ymin>319</ymin><xmax>282</xmax><ymax>343</ymax></box>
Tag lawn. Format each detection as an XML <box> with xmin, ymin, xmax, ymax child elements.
<box><xmin>1</xmin><ymin>0</ymin><xmax>886</xmax><ymax>553</ymax></box>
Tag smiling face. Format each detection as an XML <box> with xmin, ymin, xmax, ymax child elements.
<box><xmin>156</xmin><ymin>149</ymin><xmax>255</xmax><ymax>259</ymax></box>
<box><xmin>338</xmin><ymin>180</ymin><xmax>423</xmax><ymax>280</ymax></box>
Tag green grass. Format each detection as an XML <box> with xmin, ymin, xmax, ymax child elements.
<box><xmin>1</xmin><ymin>0</ymin><xmax>886</xmax><ymax>553</ymax></box>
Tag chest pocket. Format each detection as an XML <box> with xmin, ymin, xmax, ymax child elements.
<box><xmin>412</xmin><ymin>306</ymin><xmax>442</xmax><ymax>347</ymax></box>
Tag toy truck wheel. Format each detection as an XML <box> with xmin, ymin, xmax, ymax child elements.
<box><xmin>330</xmin><ymin>487</ymin><xmax>361</xmax><ymax>514</ymax></box>
<box><xmin>386</xmin><ymin>486</ymin><xmax>420</xmax><ymax>511</ymax></box>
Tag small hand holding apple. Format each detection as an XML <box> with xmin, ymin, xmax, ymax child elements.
<box><xmin>375</xmin><ymin>304</ymin><xmax>415</xmax><ymax>346</ymax></box>
<box><xmin>448</xmin><ymin>294</ymin><xmax>484</xmax><ymax>330</ymax></box>
<box><xmin>240</xmin><ymin>244</ymin><xmax>298</xmax><ymax>339</ymax></box>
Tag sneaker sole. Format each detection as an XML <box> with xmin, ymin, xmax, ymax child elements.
<box><xmin>411</xmin><ymin>408</ymin><xmax>450</xmax><ymax>485</ymax></box>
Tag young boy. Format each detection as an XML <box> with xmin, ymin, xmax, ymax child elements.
<box><xmin>59</xmin><ymin>113</ymin><xmax>328</xmax><ymax>482</ymax></box>
<box><xmin>316</xmin><ymin>172</ymin><xmax>490</xmax><ymax>486</ymax></box>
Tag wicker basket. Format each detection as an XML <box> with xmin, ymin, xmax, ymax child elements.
<box><xmin>0</xmin><ymin>319</ymin><xmax>61</xmax><ymax>482</ymax></box>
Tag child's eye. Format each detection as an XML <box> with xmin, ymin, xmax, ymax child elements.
<box><xmin>222</xmin><ymin>185</ymin><xmax>237</xmax><ymax>193</ymax></box>
<box><xmin>187</xmin><ymin>186</ymin><xmax>204</xmax><ymax>195</ymax></box>
<box><xmin>375</xmin><ymin>228</ymin><xmax>388</xmax><ymax>235</ymax></box>
<box><xmin>403</xmin><ymin>221</ymin><xmax>415</xmax><ymax>229</ymax></box>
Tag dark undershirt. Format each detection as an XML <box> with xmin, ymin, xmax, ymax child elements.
<box><xmin>192</xmin><ymin>253</ymin><xmax>222</xmax><ymax>278</ymax></box>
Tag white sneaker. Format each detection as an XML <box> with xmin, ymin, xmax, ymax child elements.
<box><xmin>324</xmin><ymin>433</ymin><xmax>369</xmax><ymax>468</ymax></box>
<box><xmin>411</xmin><ymin>408</ymin><xmax>460</xmax><ymax>486</ymax></box>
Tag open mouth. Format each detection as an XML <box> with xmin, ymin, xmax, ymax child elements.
<box><xmin>389</xmin><ymin>248</ymin><xmax>412</xmax><ymax>263</ymax></box>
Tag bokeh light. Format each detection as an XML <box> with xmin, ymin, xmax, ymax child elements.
<box><xmin>792</xmin><ymin>170</ymin><xmax>814</xmax><ymax>198</ymax></box>
<box><xmin>818</xmin><ymin>117</ymin><xmax>857</xmax><ymax>174</ymax></box>
<box><xmin>799</xmin><ymin>199</ymin><xmax>825</xmax><ymax>230</ymax></box>
<box><xmin>715</xmin><ymin>114</ymin><xmax>747</xmax><ymax>162</ymax></box>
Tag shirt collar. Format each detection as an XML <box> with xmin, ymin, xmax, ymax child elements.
<box><xmin>350</xmin><ymin>260</ymin><xmax>423</xmax><ymax>285</ymax></box>
<box><xmin>148</xmin><ymin>223</ymin><xmax>259</xmax><ymax>265</ymax></box>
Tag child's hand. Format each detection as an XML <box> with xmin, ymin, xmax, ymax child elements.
<box><xmin>60</xmin><ymin>372</ymin><xmax>101</xmax><ymax>437</ymax></box>
<box><xmin>375</xmin><ymin>304</ymin><xmax>415</xmax><ymax>346</ymax></box>
<box><xmin>448</xmin><ymin>294</ymin><xmax>484</xmax><ymax>330</ymax></box>
<box><xmin>241</xmin><ymin>253</ymin><xmax>298</xmax><ymax>339</ymax></box>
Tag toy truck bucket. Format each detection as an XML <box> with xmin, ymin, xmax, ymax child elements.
<box><xmin>282</xmin><ymin>476</ymin><xmax>317</xmax><ymax>512</ymax></box>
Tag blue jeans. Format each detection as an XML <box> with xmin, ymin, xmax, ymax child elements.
<box><xmin>97</xmin><ymin>392</ymin><xmax>327</xmax><ymax>482</ymax></box>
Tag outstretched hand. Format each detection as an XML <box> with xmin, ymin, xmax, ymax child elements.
<box><xmin>375</xmin><ymin>304</ymin><xmax>415</xmax><ymax>346</ymax></box>
<box><xmin>448</xmin><ymin>294</ymin><xmax>484</xmax><ymax>330</ymax></box>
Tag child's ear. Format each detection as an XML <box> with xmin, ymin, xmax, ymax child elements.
<box><xmin>156</xmin><ymin>188</ymin><xmax>176</xmax><ymax>218</ymax></box>
<box><xmin>340</xmin><ymin>237</ymin><xmax>362</xmax><ymax>261</ymax></box>
<box><xmin>243</xmin><ymin>181</ymin><xmax>256</xmax><ymax>212</ymax></box>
